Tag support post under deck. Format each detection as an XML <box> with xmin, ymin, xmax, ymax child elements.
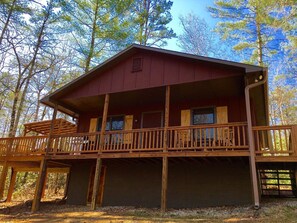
<box><xmin>0</xmin><ymin>161</ymin><xmax>8</xmax><ymax>200</ymax></box>
<box><xmin>161</xmin><ymin>157</ymin><xmax>168</xmax><ymax>213</ymax></box>
<box><xmin>32</xmin><ymin>158</ymin><xmax>47</xmax><ymax>212</ymax></box>
<box><xmin>161</xmin><ymin>86</ymin><xmax>170</xmax><ymax>213</ymax></box>
<box><xmin>32</xmin><ymin>104</ymin><xmax>57</xmax><ymax>212</ymax></box>
<box><xmin>91</xmin><ymin>93</ymin><xmax>109</xmax><ymax>210</ymax></box>
<box><xmin>91</xmin><ymin>158</ymin><xmax>102</xmax><ymax>210</ymax></box>
<box><xmin>6</xmin><ymin>168</ymin><xmax>17</xmax><ymax>202</ymax></box>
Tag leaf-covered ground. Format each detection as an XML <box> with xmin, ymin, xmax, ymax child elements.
<box><xmin>1</xmin><ymin>198</ymin><xmax>297</xmax><ymax>222</ymax></box>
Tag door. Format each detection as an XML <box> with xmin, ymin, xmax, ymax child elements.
<box><xmin>141</xmin><ymin>111</ymin><xmax>163</xmax><ymax>128</ymax></box>
<box><xmin>141</xmin><ymin>111</ymin><xmax>163</xmax><ymax>149</ymax></box>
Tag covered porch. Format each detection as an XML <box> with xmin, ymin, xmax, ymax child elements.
<box><xmin>0</xmin><ymin>74</ymin><xmax>295</xmax><ymax>160</ymax></box>
<box><xmin>0</xmin><ymin>75</ymin><xmax>252</xmax><ymax>158</ymax></box>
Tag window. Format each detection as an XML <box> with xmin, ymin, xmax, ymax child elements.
<box><xmin>192</xmin><ymin>108</ymin><xmax>215</xmax><ymax>125</ymax></box>
<box><xmin>97</xmin><ymin>116</ymin><xmax>124</xmax><ymax>131</ymax></box>
<box><xmin>97</xmin><ymin>116</ymin><xmax>124</xmax><ymax>145</ymax></box>
<box><xmin>192</xmin><ymin>107</ymin><xmax>215</xmax><ymax>140</ymax></box>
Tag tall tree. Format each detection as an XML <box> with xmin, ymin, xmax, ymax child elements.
<box><xmin>132</xmin><ymin>0</ymin><xmax>176</xmax><ymax>46</ymax></box>
<box><xmin>208</xmin><ymin>0</ymin><xmax>285</xmax><ymax>66</ymax></box>
<box><xmin>178</xmin><ymin>13</ymin><xmax>232</xmax><ymax>59</ymax></box>
<box><xmin>61</xmin><ymin>0</ymin><xmax>133</xmax><ymax>72</ymax></box>
<box><xmin>5</xmin><ymin>0</ymin><xmax>64</xmax><ymax>137</ymax></box>
<box><xmin>0</xmin><ymin>0</ymin><xmax>31</xmax><ymax>47</ymax></box>
<box><xmin>278</xmin><ymin>2</ymin><xmax>297</xmax><ymax>81</ymax></box>
<box><xmin>269</xmin><ymin>74</ymin><xmax>297</xmax><ymax>125</ymax></box>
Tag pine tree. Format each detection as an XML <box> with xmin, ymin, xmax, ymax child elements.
<box><xmin>132</xmin><ymin>0</ymin><xmax>176</xmax><ymax>46</ymax></box>
<box><xmin>61</xmin><ymin>0</ymin><xmax>133</xmax><ymax>72</ymax></box>
<box><xmin>209</xmin><ymin>0</ymin><xmax>285</xmax><ymax>66</ymax></box>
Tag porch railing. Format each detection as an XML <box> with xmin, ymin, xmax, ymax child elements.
<box><xmin>0</xmin><ymin>122</ymin><xmax>249</xmax><ymax>156</ymax></box>
<box><xmin>0</xmin><ymin>135</ymin><xmax>48</xmax><ymax>156</ymax></box>
<box><xmin>167</xmin><ymin>122</ymin><xmax>248</xmax><ymax>151</ymax></box>
<box><xmin>1</xmin><ymin>123</ymin><xmax>296</xmax><ymax>157</ymax></box>
<box><xmin>252</xmin><ymin>125</ymin><xmax>297</xmax><ymax>156</ymax></box>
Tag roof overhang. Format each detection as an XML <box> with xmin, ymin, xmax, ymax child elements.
<box><xmin>41</xmin><ymin>44</ymin><xmax>266</xmax><ymax>117</ymax></box>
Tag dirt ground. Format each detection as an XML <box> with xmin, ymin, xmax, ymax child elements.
<box><xmin>1</xmin><ymin>198</ymin><xmax>297</xmax><ymax>223</ymax></box>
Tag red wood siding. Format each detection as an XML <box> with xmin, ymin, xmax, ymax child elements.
<box><xmin>77</xmin><ymin>96</ymin><xmax>246</xmax><ymax>133</ymax></box>
<box><xmin>63</xmin><ymin>52</ymin><xmax>244</xmax><ymax>100</ymax></box>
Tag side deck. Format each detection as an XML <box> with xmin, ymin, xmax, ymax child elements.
<box><xmin>0</xmin><ymin>123</ymin><xmax>296</xmax><ymax>162</ymax></box>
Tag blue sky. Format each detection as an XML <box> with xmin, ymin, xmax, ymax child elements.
<box><xmin>166</xmin><ymin>0</ymin><xmax>215</xmax><ymax>51</ymax></box>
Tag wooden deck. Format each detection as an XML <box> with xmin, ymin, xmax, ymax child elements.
<box><xmin>253</xmin><ymin>125</ymin><xmax>297</xmax><ymax>162</ymax></box>
<box><xmin>0</xmin><ymin>123</ymin><xmax>296</xmax><ymax>162</ymax></box>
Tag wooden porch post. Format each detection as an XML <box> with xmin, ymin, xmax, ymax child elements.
<box><xmin>99</xmin><ymin>94</ymin><xmax>109</xmax><ymax>153</ymax></box>
<box><xmin>161</xmin><ymin>86</ymin><xmax>170</xmax><ymax>213</ymax></box>
<box><xmin>0</xmin><ymin>161</ymin><xmax>8</xmax><ymax>200</ymax></box>
<box><xmin>41</xmin><ymin>171</ymin><xmax>48</xmax><ymax>199</ymax></box>
<box><xmin>91</xmin><ymin>94</ymin><xmax>109</xmax><ymax>210</ymax></box>
<box><xmin>32</xmin><ymin>104</ymin><xmax>58</xmax><ymax>212</ymax></box>
<box><xmin>163</xmin><ymin>86</ymin><xmax>170</xmax><ymax>151</ymax></box>
<box><xmin>6</xmin><ymin>168</ymin><xmax>17</xmax><ymax>202</ymax></box>
<box><xmin>63</xmin><ymin>172</ymin><xmax>71</xmax><ymax>199</ymax></box>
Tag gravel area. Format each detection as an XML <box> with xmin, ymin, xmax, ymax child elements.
<box><xmin>1</xmin><ymin>198</ymin><xmax>297</xmax><ymax>222</ymax></box>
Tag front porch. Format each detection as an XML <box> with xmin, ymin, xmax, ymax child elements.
<box><xmin>0</xmin><ymin>123</ymin><xmax>296</xmax><ymax>161</ymax></box>
<box><xmin>0</xmin><ymin>122</ymin><xmax>250</xmax><ymax>159</ymax></box>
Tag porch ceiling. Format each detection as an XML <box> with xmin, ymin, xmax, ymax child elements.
<box><xmin>60</xmin><ymin>75</ymin><xmax>244</xmax><ymax>114</ymax></box>
<box><xmin>171</xmin><ymin>75</ymin><xmax>244</xmax><ymax>103</ymax></box>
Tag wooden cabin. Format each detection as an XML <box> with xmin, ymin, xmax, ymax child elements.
<box><xmin>0</xmin><ymin>45</ymin><xmax>296</xmax><ymax>212</ymax></box>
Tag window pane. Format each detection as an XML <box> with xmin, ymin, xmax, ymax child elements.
<box><xmin>111</xmin><ymin>116</ymin><xmax>124</xmax><ymax>131</ymax></box>
<box><xmin>97</xmin><ymin>118</ymin><xmax>111</xmax><ymax>131</ymax></box>
<box><xmin>97</xmin><ymin>118</ymin><xmax>102</xmax><ymax>131</ymax></box>
<box><xmin>192</xmin><ymin>108</ymin><xmax>215</xmax><ymax>139</ymax></box>
<box><xmin>192</xmin><ymin>108</ymin><xmax>214</xmax><ymax>125</ymax></box>
<box><xmin>106</xmin><ymin>121</ymin><xmax>111</xmax><ymax>131</ymax></box>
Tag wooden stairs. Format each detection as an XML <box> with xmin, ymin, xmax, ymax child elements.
<box><xmin>259</xmin><ymin>169</ymin><xmax>297</xmax><ymax>197</ymax></box>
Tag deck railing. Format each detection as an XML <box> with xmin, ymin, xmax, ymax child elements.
<box><xmin>167</xmin><ymin>123</ymin><xmax>248</xmax><ymax>151</ymax></box>
<box><xmin>0</xmin><ymin>135</ymin><xmax>48</xmax><ymax>156</ymax></box>
<box><xmin>1</xmin><ymin>124</ymin><xmax>296</xmax><ymax>158</ymax></box>
<box><xmin>252</xmin><ymin>125</ymin><xmax>297</xmax><ymax>156</ymax></box>
<box><xmin>0</xmin><ymin>123</ymin><xmax>249</xmax><ymax>157</ymax></box>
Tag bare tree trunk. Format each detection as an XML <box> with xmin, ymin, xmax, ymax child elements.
<box><xmin>21</xmin><ymin>172</ymin><xmax>28</xmax><ymax>186</ymax></box>
<box><xmin>2</xmin><ymin>118</ymin><xmax>9</xmax><ymax>137</ymax></box>
<box><xmin>8</xmin><ymin>90</ymin><xmax>21</xmax><ymax>137</ymax></box>
<box><xmin>143</xmin><ymin>0</ymin><xmax>150</xmax><ymax>45</ymax></box>
<box><xmin>41</xmin><ymin>106</ymin><xmax>47</xmax><ymax>120</ymax></box>
<box><xmin>34</xmin><ymin>91</ymin><xmax>42</xmax><ymax>122</ymax></box>
<box><xmin>13</xmin><ymin>78</ymin><xmax>30</xmax><ymax>136</ymax></box>
<box><xmin>0</xmin><ymin>97</ymin><xmax>6</xmax><ymax>111</ymax></box>
<box><xmin>9</xmin><ymin>1</ymin><xmax>52</xmax><ymax>137</ymax></box>
<box><xmin>0</xmin><ymin>0</ymin><xmax>17</xmax><ymax>46</ymax></box>
<box><xmin>84</xmin><ymin>0</ymin><xmax>100</xmax><ymax>72</ymax></box>
<box><xmin>54</xmin><ymin>173</ymin><xmax>59</xmax><ymax>194</ymax></box>
<box><xmin>255</xmin><ymin>10</ymin><xmax>263</xmax><ymax>66</ymax></box>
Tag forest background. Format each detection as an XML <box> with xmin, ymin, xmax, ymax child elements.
<box><xmin>0</xmin><ymin>0</ymin><xmax>296</xmax><ymax>199</ymax></box>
